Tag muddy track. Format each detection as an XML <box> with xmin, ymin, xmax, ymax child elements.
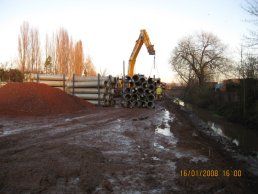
<box><xmin>0</xmin><ymin>95</ymin><xmax>257</xmax><ymax>193</ymax></box>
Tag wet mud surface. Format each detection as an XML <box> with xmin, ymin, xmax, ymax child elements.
<box><xmin>0</xmin><ymin>95</ymin><xmax>257</xmax><ymax>193</ymax></box>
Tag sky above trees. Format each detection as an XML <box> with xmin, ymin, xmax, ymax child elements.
<box><xmin>0</xmin><ymin>0</ymin><xmax>253</xmax><ymax>82</ymax></box>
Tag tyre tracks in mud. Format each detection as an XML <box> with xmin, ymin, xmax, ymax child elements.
<box><xmin>0</xmin><ymin>99</ymin><xmax>257</xmax><ymax>193</ymax></box>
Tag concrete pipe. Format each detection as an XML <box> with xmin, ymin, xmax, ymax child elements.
<box><xmin>144</xmin><ymin>89</ymin><xmax>151</xmax><ymax>94</ymax></box>
<box><xmin>148</xmin><ymin>84</ymin><xmax>155</xmax><ymax>91</ymax></box>
<box><xmin>66</xmin><ymin>80</ymin><xmax>108</xmax><ymax>88</ymax></box>
<box><xmin>31</xmin><ymin>74</ymin><xmax>67</xmax><ymax>81</ymax></box>
<box><xmin>140</xmin><ymin>95</ymin><xmax>146</xmax><ymax>101</ymax></box>
<box><xmin>129</xmin><ymin>100</ymin><xmax>136</xmax><ymax>108</ymax></box>
<box><xmin>74</xmin><ymin>93</ymin><xmax>105</xmax><ymax>100</ymax></box>
<box><xmin>142</xmin><ymin>82</ymin><xmax>148</xmax><ymax>88</ymax></box>
<box><xmin>110</xmin><ymin>99</ymin><xmax>116</xmax><ymax>106</ymax></box>
<box><xmin>132</xmin><ymin>74</ymin><xmax>140</xmax><ymax>83</ymax></box>
<box><xmin>137</xmin><ymin>87</ymin><xmax>144</xmax><ymax>94</ymax></box>
<box><xmin>53</xmin><ymin>87</ymin><xmax>65</xmax><ymax>91</ymax></box>
<box><xmin>125</xmin><ymin>75</ymin><xmax>132</xmax><ymax>82</ymax></box>
<box><xmin>139</xmin><ymin>77</ymin><xmax>146</xmax><ymax>83</ymax></box>
<box><xmin>148</xmin><ymin>94</ymin><xmax>155</xmax><ymax>101</ymax></box>
<box><xmin>123</xmin><ymin>93</ymin><xmax>131</xmax><ymax>100</ymax></box>
<box><xmin>67</xmin><ymin>88</ymin><xmax>107</xmax><ymax>94</ymax></box>
<box><xmin>142</xmin><ymin>101</ymin><xmax>147</xmax><ymax>108</ymax></box>
<box><xmin>121</xmin><ymin>100</ymin><xmax>127</xmax><ymax>107</ymax></box>
<box><xmin>147</xmin><ymin>77</ymin><xmax>154</xmax><ymax>84</ymax></box>
<box><xmin>128</xmin><ymin>82</ymin><xmax>135</xmax><ymax>88</ymax></box>
<box><xmin>87</xmin><ymin>100</ymin><xmax>106</xmax><ymax>106</ymax></box>
<box><xmin>130</xmin><ymin>87</ymin><xmax>137</xmax><ymax>94</ymax></box>
<box><xmin>124</xmin><ymin>81</ymin><xmax>134</xmax><ymax>88</ymax></box>
<box><xmin>136</xmin><ymin>101</ymin><xmax>142</xmax><ymax>107</ymax></box>
<box><xmin>131</xmin><ymin>93</ymin><xmax>138</xmax><ymax>101</ymax></box>
<box><xmin>147</xmin><ymin>101</ymin><xmax>155</xmax><ymax>109</ymax></box>
<box><xmin>135</xmin><ymin>81</ymin><xmax>142</xmax><ymax>86</ymax></box>
<box><xmin>124</xmin><ymin>100</ymin><xmax>131</xmax><ymax>108</ymax></box>
<box><xmin>73</xmin><ymin>75</ymin><xmax>115</xmax><ymax>83</ymax></box>
<box><xmin>122</xmin><ymin>100</ymin><xmax>130</xmax><ymax>108</ymax></box>
<box><xmin>124</xmin><ymin>87</ymin><xmax>131</xmax><ymax>94</ymax></box>
<box><xmin>33</xmin><ymin>80</ymin><xmax>65</xmax><ymax>87</ymax></box>
<box><xmin>103</xmin><ymin>94</ymin><xmax>109</xmax><ymax>101</ymax></box>
<box><xmin>108</xmin><ymin>88</ymin><xmax>115</xmax><ymax>95</ymax></box>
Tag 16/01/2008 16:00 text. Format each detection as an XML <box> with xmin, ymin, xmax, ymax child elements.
<box><xmin>180</xmin><ymin>169</ymin><xmax>242</xmax><ymax>177</ymax></box>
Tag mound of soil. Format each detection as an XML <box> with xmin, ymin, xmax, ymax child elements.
<box><xmin>0</xmin><ymin>82</ymin><xmax>94</xmax><ymax>116</ymax></box>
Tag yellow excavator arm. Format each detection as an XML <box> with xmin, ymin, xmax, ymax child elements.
<box><xmin>128</xmin><ymin>29</ymin><xmax>155</xmax><ymax>77</ymax></box>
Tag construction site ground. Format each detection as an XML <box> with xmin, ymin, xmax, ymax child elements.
<box><xmin>0</xmin><ymin>93</ymin><xmax>257</xmax><ymax>194</ymax></box>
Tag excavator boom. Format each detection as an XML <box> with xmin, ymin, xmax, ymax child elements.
<box><xmin>128</xmin><ymin>29</ymin><xmax>155</xmax><ymax>77</ymax></box>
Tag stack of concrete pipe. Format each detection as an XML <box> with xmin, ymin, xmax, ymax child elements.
<box><xmin>122</xmin><ymin>74</ymin><xmax>157</xmax><ymax>108</ymax></box>
<box><xmin>66</xmin><ymin>75</ymin><xmax>116</xmax><ymax>106</ymax></box>
<box><xmin>30</xmin><ymin>73</ymin><xmax>116</xmax><ymax>106</ymax></box>
<box><xmin>31</xmin><ymin>74</ymin><xmax>66</xmax><ymax>91</ymax></box>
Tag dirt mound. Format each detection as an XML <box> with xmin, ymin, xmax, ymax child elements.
<box><xmin>0</xmin><ymin>82</ymin><xmax>94</xmax><ymax>116</ymax></box>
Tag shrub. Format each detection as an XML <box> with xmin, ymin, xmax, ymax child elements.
<box><xmin>0</xmin><ymin>68</ymin><xmax>24</xmax><ymax>82</ymax></box>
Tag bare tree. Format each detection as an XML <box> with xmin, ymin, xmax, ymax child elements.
<box><xmin>73</xmin><ymin>40</ymin><xmax>84</xmax><ymax>75</ymax></box>
<box><xmin>29</xmin><ymin>28</ymin><xmax>41</xmax><ymax>73</ymax></box>
<box><xmin>243</xmin><ymin>0</ymin><xmax>258</xmax><ymax>46</ymax></box>
<box><xmin>56</xmin><ymin>28</ymin><xmax>70</xmax><ymax>76</ymax></box>
<box><xmin>99</xmin><ymin>68</ymin><xmax>108</xmax><ymax>77</ymax></box>
<box><xmin>239</xmin><ymin>54</ymin><xmax>258</xmax><ymax>78</ymax></box>
<box><xmin>68</xmin><ymin>37</ymin><xmax>74</xmax><ymax>78</ymax></box>
<box><xmin>169</xmin><ymin>32</ymin><xmax>229</xmax><ymax>86</ymax></box>
<box><xmin>84</xmin><ymin>55</ymin><xmax>96</xmax><ymax>76</ymax></box>
<box><xmin>45</xmin><ymin>33</ymin><xmax>57</xmax><ymax>74</ymax></box>
<box><xmin>18</xmin><ymin>21</ymin><xmax>30</xmax><ymax>73</ymax></box>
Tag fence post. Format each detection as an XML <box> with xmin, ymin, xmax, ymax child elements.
<box><xmin>63</xmin><ymin>74</ymin><xmax>65</xmax><ymax>92</ymax></box>
<box><xmin>72</xmin><ymin>74</ymin><xmax>75</xmax><ymax>95</ymax></box>
<box><xmin>98</xmin><ymin>73</ymin><xmax>100</xmax><ymax>106</ymax></box>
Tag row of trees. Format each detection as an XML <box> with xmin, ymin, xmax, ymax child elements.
<box><xmin>18</xmin><ymin>21</ymin><xmax>96</xmax><ymax>78</ymax></box>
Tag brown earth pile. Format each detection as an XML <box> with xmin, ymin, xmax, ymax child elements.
<box><xmin>0</xmin><ymin>82</ymin><xmax>94</xmax><ymax>116</ymax></box>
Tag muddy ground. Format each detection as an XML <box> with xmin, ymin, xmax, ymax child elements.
<box><xmin>0</xmin><ymin>94</ymin><xmax>257</xmax><ymax>194</ymax></box>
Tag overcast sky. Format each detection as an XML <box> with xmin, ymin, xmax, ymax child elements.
<box><xmin>0</xmin><ymin>0</ymin><xmax>253</xmax><ymax>82</ymax></box>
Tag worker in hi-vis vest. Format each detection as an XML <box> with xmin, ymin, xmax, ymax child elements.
<box><xmin>156</xmin><ymin>85</ymin><xmax>162</xmax><ymax>100</ymax></box>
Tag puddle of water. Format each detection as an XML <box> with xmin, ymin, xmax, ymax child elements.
<box><xmin>208</xmin><ymin>121</ymin><xmax>241</xmax><ymax>148</ymax></box>
<box><xmin>208</xmin><ymin>121</ymin><xmax>226</xmax><ymax>137</ymax></box>
<box><xmin>232</xmin><ymin>139</ymin><xmax>239</xmax><ymax>146</ymax></box>
<box><xmin>153</xmin><ymin>142</ymin><xmax>165</xmax><ymax>150</ymax></box>
<box><xmin>151</xmin><ymin>156</ymin><xmax>160</xmax><ymax>161</ymax></box>
<box><xmin>173</xmin><ymin>98</ymin><xmax>185</xmax><ymax>106</ymax></box>
<box><xmin>3</xmin><ymin>130</ymin><xmax>13</xmax><ymax>135</ymax></box>
<box><xmin>184</xmin><ymin>100</ymin><xmax>258</xmax><ymax>152</ymax></box>
<box><xmin>155</xmin><ymin>127</ymin><xmax>173</xmax><ymax>137</ymax></box>
<box><xmin>155</xmin><ymin>110</ymin><xmax>174</xmax><ymax>137</ymax></box>
<box><xmin>65</xmin><ymin>118</ymin><xmax>73</xmax><ymax>122</ymax></box>
<box><xmin>190</xmin><ymin>156</ymin><xmax>209</xmax><ymax>163</ymax></box>
<box><xmin>174</xmin><ymin>151</ymin><xmax>192</xmax><ymax>159</ymax></box>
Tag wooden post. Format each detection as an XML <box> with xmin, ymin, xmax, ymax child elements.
<box><xmin>72</xmin><ymin>74</ymin><xmax>75</xmax><ymax>95</ymax></box>
<box><xmin>98</xmin><ymin>73</ymin><xmax>100</xmax><ymax>106</ymax></box>
<box><xmin>123</xmin><ymin>60</ymin><xmax>125</xmax><ymax>95</ymax></box>
<box><xmin>63</xmin><ymin>74</ymin><xmax>65</xmax><ymax>92</ymax></box>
